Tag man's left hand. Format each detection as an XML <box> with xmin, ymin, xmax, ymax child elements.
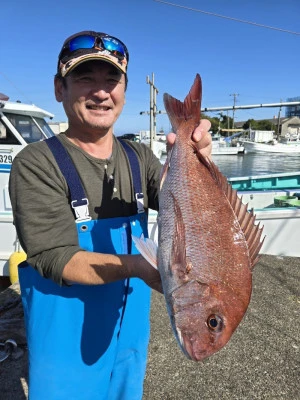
<box><xmin>166</xmin><ymin>119</ymin><xmax>212</xmax><ymax>159</ymax></box>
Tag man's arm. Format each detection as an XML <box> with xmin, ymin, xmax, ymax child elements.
<box><xmin>63</xmin><ymin>251</ymin><xmax>163</xmax><ymax>292</ymax></box>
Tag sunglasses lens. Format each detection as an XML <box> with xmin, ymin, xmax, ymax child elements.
<box><xmin>69</xmin><ymin>35</ymin><xmax>95</xmax><ymax>52</ymax></box>
<box><xmin>102</xmin><ymin>37</ymin><xmax>126</xmax><ymax>57</ymax></box>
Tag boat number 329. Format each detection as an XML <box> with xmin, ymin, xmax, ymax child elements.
<box><xmin>0</xmin><ymin>155</ymin><xmax>13</xmax><ymax>164</ymax></box>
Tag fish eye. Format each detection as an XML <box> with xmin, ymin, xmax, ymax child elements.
<box><xmin>207</xmin><ymin>314</ymin><xmax>223</xmax><ymax>332</ymax></box>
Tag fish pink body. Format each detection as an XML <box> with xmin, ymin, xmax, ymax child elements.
<box><xmin>157</xmin><ymin>74</ymin><xmax>264</xmax><ymax>361</ymax></box>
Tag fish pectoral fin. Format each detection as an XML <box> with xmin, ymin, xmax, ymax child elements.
<box><xmin>170</xmin><ymin>195</ymin><xmax>189</xmax><ymax>272</ymax></box>
<box><xmin>132</xmin><ymin>234</ymin><xmax>158</xmax><ymax>270</ymax></box>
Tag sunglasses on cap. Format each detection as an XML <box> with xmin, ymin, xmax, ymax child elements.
<box><xmin>59</xmin><ymin>32</ymin><xmax>129</xmax><ymax>62</ymax></box>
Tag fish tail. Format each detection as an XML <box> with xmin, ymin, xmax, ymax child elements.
<box><xmin>163</xmin><ymin>74</ymin><xmax>202</xmax><ymax>135</ymax></box>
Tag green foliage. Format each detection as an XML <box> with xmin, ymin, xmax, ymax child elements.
<box><xmin>202</xmin><ymin>113</ymin><xmax>234</xmax><ymax>134</ymax></box>
<box><xmin>202</xmin><ymin>115</ymin><xmax>276</xmax><ymax>135</ymax></box>
<box><xmin>243</xmin><ymin>119</ymin><xmax>274</xmax><ymax>131</ymax></box>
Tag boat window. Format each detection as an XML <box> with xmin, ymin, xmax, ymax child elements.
<box><xmin>33</xmin><ymin>117</ymin><xmax>54</xmax><ymax>139</ymax></box>
<box><xmin>0</xmin><ymin>119</ymin><xmax>21</xmax><ymax>145</ymax></box>
<box><xmin>4</xmin><ymin>113</ymin><xmax>54</xmax><ymax>143</ymax></box>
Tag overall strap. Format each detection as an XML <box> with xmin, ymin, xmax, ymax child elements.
<box><xmin>46</xmin><ymin>136</ymin><xmax>145</xmax><ymax>219</ymax></box>
<box><xmin>46</xmin><ymin>136</ymin><xmax>91</xmax><ymax>222</ymax></box>
<box><xmin>118</xmin><ymin>139</ymin><xmax>145</xmax><ymax>214</ymax></box>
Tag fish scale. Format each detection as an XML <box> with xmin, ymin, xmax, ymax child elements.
<box><xmin>160</xmin><ymin>141</ymin><xmax>250</xmax><ymax>292</ymax></box>
<box><xmin>156</xmin><ymin>74</ymin><xmax>264</xmax><ymax>361</ymax></box>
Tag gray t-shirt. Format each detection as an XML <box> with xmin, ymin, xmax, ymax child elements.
<box><xmin>9</xmin><ymin>133</ymin><xmax>161</xmax><ymax>284</ymax></box>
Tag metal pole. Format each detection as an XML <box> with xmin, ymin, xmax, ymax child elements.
<box><xmin>277</xmin><ymin>106</ymin><xmax>282</xmax><ymax>139</ymax></box>
<box><xmin>230</xmin><ymin>93</ymin><xmax>239</xmax><ymax>128</ymax></box>
<box><xmin>147</xmin><ymin>75</ymin><xmax>154</xmax><ymax>150</ymax></box>
<box><xmin>153</xmin><ymin>73</ymin><xmax>157</xmax><ymax>141</ymax></box>
<box><xmin>140</xmin><ymin>76</ymin><xmax>163</xmax><ymax>150</ymax></box>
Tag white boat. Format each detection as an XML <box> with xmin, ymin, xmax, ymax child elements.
<box><xmin>241</xmin><ymin>129</ymin><xmax>300</xmax><ymax>154</ymax></box>
<box><xmin>142</xmin><ymin>132</ymin><xmax>246</xmax><ymax>158</ymax></box>
<box><xmin>0</xmin><ymin>93</ymin><xmax>55</xmax><ymax>278</ymax></box>
<box><xmin>211</xmin><ymin>135</ymin><xmax>244</xmax><ymax>155</ymax></box>
<box><xmin>148</xmin><ymin>171</ymin><xmax>300</xmax><ymax>258</ymax></box>
<box><xmin>243</xmin><ymin>139</ymin><xmax>300</xmax><ymax>154</ymax></box>
<box><xmin>138</xmin><ymin>130</ymin><xmax>167</xmax><ymax>159</ymax></box>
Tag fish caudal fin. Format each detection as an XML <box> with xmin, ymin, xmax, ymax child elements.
<box><xmin>163</xmin><ymin>74</ymin><xmax>202</xmax><ymax>134</ymax></box>
<box><xmin>132</xmin><ymin>234</ymin><xmax>158</xmax><ymax>270</ymax></box>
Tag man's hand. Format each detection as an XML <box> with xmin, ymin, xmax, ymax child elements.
<box><xmin>133</xmin><ymin>255</ymin><xmax>163</xmax><ymax>294</ymax></box>
<box><xmin>166</xmin><ymin>119</ymin><xmax>212</xmax><ymax>159</ymax></box>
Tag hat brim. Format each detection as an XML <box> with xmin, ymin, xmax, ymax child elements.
<box><xmin>60</xmin><ymin>51</ymin><xmax>127</xmax><ymax>77</ymax></box>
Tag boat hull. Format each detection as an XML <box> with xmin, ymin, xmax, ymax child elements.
<box><xmin>243</xmin><ymin>140</ymin><xmax>300</xmax><ymax>154</ymax></box>
<box><xmin>211</xmin><ymin>146</ymin><xmax>244</xmax><ymax>155</ymax></box>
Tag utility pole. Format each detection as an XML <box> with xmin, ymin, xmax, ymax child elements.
<box><xmin>230</xmin><ymin>93</ymin><xmax>239</xmax><ymax>128</ymax></box>
<box><xmin>147</xmin><ymin>73</ymin><xmax>158</xmax><ymax>149</ymax></box>
<box><xmin>277</xmin><ymin>100</ymin><xmax>282</xmax><ymax>139</ymax></box>
<box><xmin>140</xmin><ymin>73</ymin><xmax>166</xmax><ymax>150</ymax></box>
<box><xmin>217</xmin><ymin>112</ymin><xmax>223</xmax><ymax>134</ymax></box>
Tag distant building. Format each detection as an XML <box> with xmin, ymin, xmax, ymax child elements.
<box><xmin>48</xmin><ymin>121</ymin><xmax>68</xmax><ymax>134</ymax></box>
<box><xmin>285</xmin><ymin>97</ymin><xmax>300</xmax><ymax>118</ymax></box>
<box><xmin>281</xmin><ymin>116</ymin><xmax>300</xmax><ymax>137</ymax></box>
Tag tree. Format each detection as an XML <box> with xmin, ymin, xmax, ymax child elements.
<box><xmin>202</xmin><ymin>113</ymin><xmax>234</xmax><ymax>134</ymax></box>
<box><xmin>242</xmin><ymin>119</ymin><xmax>273</xmax><ymax>131</ymax></box>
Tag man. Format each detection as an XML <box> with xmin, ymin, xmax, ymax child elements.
<box><xmin>9</xmin><ymin>31</ymin><xmax>211</xmax><ymax>399</ymax></box>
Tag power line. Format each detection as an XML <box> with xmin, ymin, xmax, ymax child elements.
<box><xmin>0</xmin><ymin>71</ymin><xmax>32</xmax><ymax>104</ymax></box>
<box><xmin>153</xmin><ymin>0</ymin><xmax>300</xmax><ymax>36</ymax></box>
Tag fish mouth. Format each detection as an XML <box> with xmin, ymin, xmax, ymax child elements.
<box><xmin>177</xmin><ymin>329</ymin><xmax>210</xmax><ymax>362</ymax></box>
<box><xmin>176</xmin><ymin>329</ymin><xmax>202</xmax><ymax>361</ymax></box>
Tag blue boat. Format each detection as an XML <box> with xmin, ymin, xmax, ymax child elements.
<box><xmin>228</xmin><ymin>171</ymin><xmax>300</xmax><ymax>191</ymax></box>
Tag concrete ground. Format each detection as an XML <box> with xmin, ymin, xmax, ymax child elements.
<box><xmin>143</xmin><ymin>254</ymin><xmax>300</xmax><ymax>400</ymax></box>
<box><xmin>0</xmin><ymin>254</ymin><xmax>299</xmax><ymax>400</ymax></box>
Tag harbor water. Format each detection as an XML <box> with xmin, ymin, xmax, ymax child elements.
<box><xmin>211</xmin><ymin>153</ymin><xmax>300</xmax><ymax>178</ymax></box>
<box><xmin>160</xmin><ymin>152</ymin><xmax>300</xmax><ymax>178</ymax></box>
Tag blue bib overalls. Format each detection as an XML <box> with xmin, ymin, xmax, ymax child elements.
<box><xmin>18</xmin><ymin>137</ymin><xmax>151</xmax><ymax>400</ymax></box>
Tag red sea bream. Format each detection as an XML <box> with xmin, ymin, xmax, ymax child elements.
<box><xmin>134</xmin><ymin>74</ymin><xmax>264</xmax><ymax>361</ymax></box>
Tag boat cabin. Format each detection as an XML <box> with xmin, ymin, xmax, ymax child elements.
<box><xmin>0</xmin><ymin>94</ymin><xmax>54</xmax><ymax>280</ymax></box>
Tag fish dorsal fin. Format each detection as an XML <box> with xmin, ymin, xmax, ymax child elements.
<box><xmin>163</xmin><ymin>74</ymin><xmax>202</xmax><ymax>133</ymax></box>
<box><xmin>197</xmin><ymin>154</ymin><xmax>265</xmax><ymax>270</ymax></box>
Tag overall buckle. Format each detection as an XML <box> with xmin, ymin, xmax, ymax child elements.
<box><xmin>71</xmin><ymin>198</ymin><xmax>92</xmax><ymax>222</ymax></box>
<box><xmin>135</xmin><ymin>193</ymin><xmax>145</xmax><ymax>214</ymax></box>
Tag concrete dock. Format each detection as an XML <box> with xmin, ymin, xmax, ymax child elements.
<box><xmin>0</xmin><ymin>254</ymin><xmax>299</xmax><ymax>399</ymax></box>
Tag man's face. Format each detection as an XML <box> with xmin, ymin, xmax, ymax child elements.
<box><xmin>55</xmin><ymin>60</ymin><xmax>126</xmax><ymax>135</ymax></box>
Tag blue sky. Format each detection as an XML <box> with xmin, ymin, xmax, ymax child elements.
<box><xmin>1</xmin><ymin>0</ymin><xmax>299</xmax><ymax>135</ymax></box>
